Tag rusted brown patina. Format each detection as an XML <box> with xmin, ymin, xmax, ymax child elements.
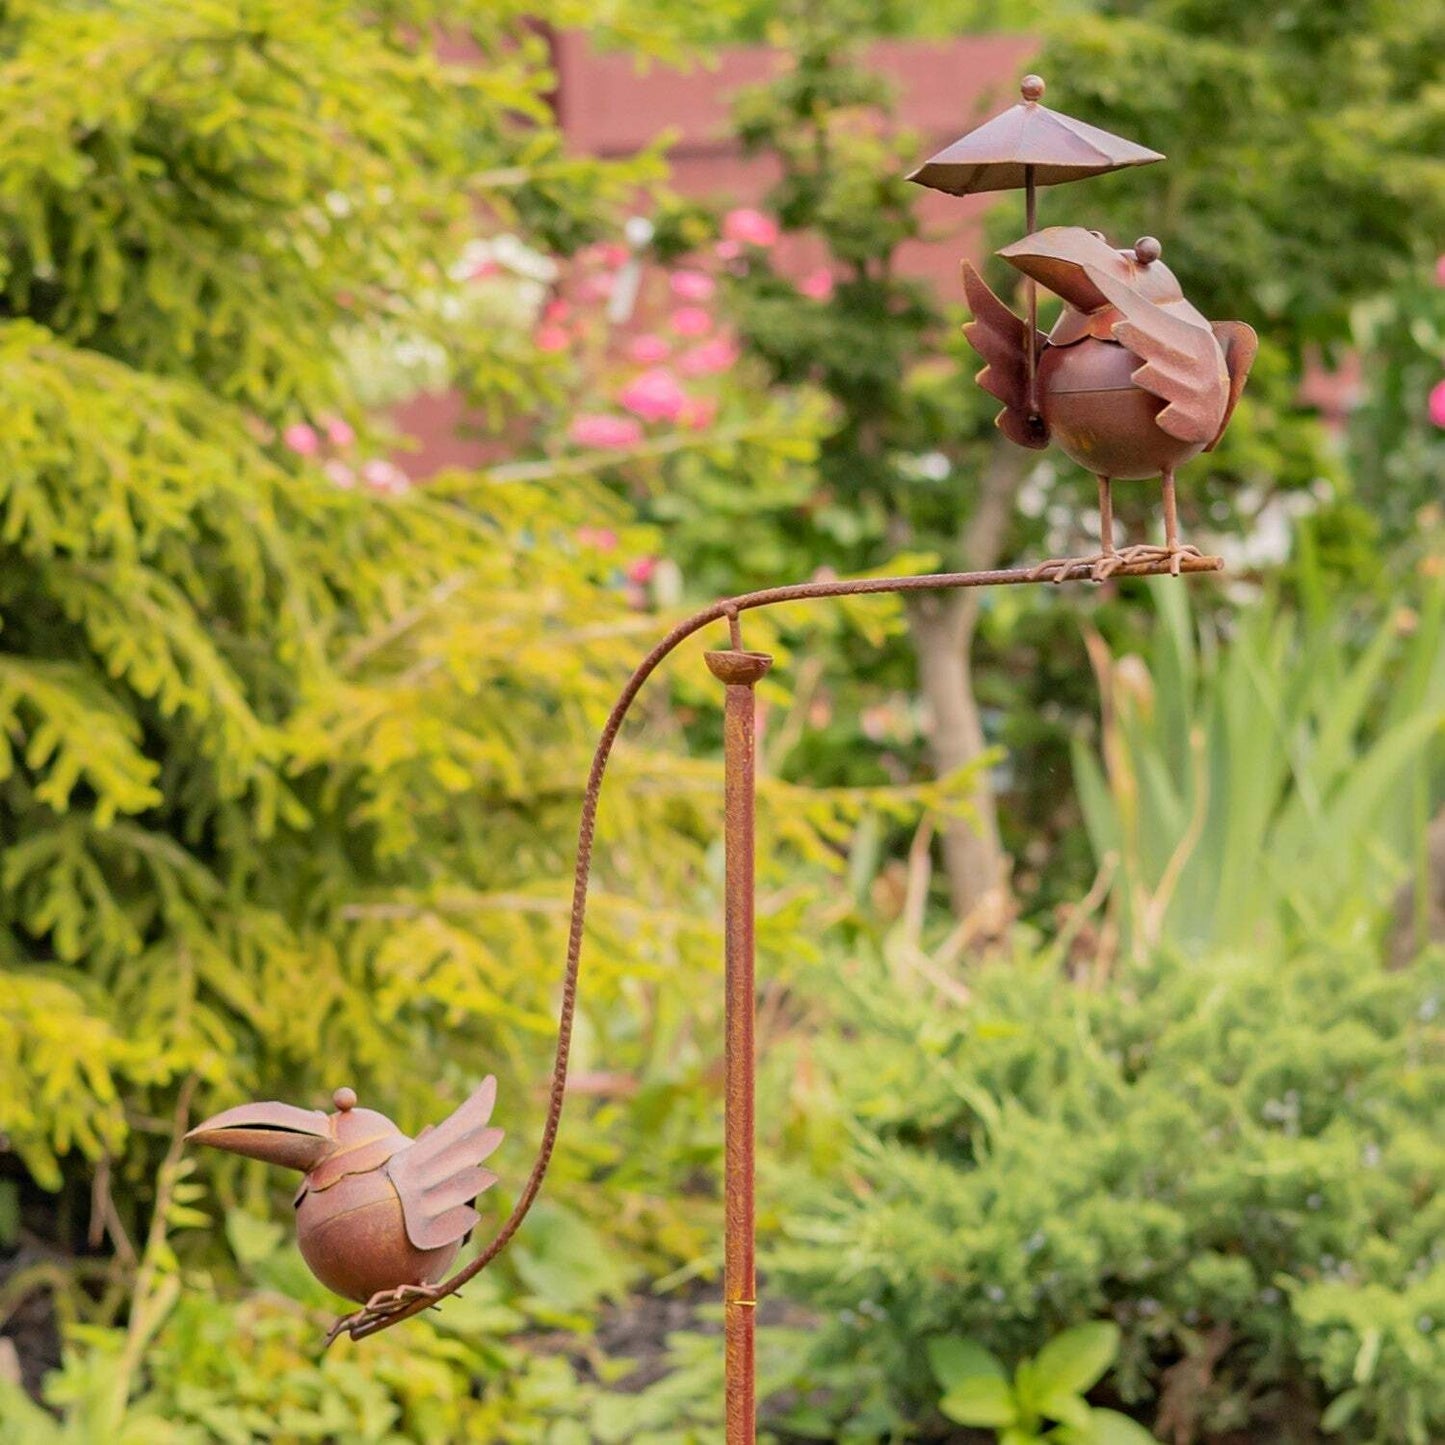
<box><xmin>965</xmin><ymin>227</ymin><xmax>1257</xmax><ymax>578</ymax></box>
<box><xmin>187</xmin><ymin>1083</ymin><xmax>502</xmax><ymax>1329</ymax></box>
<box><xmin>909</xmin><ymin>74</ymin><xmax>1166</xmax><ymax>415</ymax></box>
<box><xmin>705</xmin><ymin>645</ymin><xmax>772</xmax><ymax>1445</ymax></box>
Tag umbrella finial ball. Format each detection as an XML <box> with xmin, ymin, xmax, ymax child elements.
<box><xmin>1020</xmin><ymin>74</ymin><xmax>1045</xmax><ymax>103</ymax></box>
<box><xmin>1134</xmin><ymin>236</ymin><xmax>1162</xmax><ymax>265</ymax></box>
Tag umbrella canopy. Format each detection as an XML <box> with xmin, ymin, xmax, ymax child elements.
<box><xmin>908</xmin><ymin>75</ymin><xmax>1163</xmax><ymax>197</ymax></box>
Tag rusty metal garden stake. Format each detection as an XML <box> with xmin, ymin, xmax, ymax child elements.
<box><xmin>182</xmin><ymin>71</ymin><xmax>1262</xmax><ymax>1445</ymax></box>
<box><xmin>704</xmin><ymin>638</ymin><xmax>772</xmax><ymax>1444</ymax></box>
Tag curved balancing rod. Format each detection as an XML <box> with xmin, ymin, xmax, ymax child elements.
<box><xmin>327</xmin><ymin>554</ymin><xmax>1220</xmax><ymax>1347</ymax></box>
<box><xmin>188</xmin><ymin>554</ymin><xmax>1222</xmax><ymax>1445</ymax></box>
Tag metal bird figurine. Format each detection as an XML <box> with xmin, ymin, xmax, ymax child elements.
<box><xmin>962</xmin><ymin>225</ymin><xmax>1258</xmax><ymax>579</ymax></box>
<box><xmin>187</xmin><ymin>1081</ymin><xmax>502</xmax><ymax>1325</ymax></box>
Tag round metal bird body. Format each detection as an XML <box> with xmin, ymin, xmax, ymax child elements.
<box><xmin>961</xmin><ymin>225</ymin><xmax>1257</xmax><ymax>577</ymax></box>
<box><xmin>1036</xmin><ymin>334</ymin><xmax>1218</xmax><ymax>480</ymax></box>
<box><xmin>188</xmin><ymin>1082</ymin><xmax>502</xmax><ymax>1307</ymax></box>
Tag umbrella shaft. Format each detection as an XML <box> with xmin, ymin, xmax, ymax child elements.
<box><xmin>1025</xmin><ymin>165</ymin><xmax>1039</xmax><ymax>415</ymax></box>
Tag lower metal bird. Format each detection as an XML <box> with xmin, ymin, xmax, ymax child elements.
<box><xmin>188</xmin><ymin>1081</ymin><xmax>502</xmax><ymax>1337</ymax></box>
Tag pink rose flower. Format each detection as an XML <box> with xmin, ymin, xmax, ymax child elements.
<box><xmin>361</xmin><ymin>458</ymin><xmax>410</xmax><ymax>494</ymax></box>
<box><xmin>536</xmin><ymin>324</ymin><xmax>570</xmax><ymax>352</ymax></box>
<box><xmin>627</xmin><ymin>556</ymin><xmax>658</xmax><ymax>584</ymax></box>
<box><xmin>679</xmin><ymin>336</ymin><xmax>740</xmax><ymax>376</ymax></box>
<box><xmin>1429</xmin><ymin>379</ymin><xmax>1445</xmax><ymax>429</ymax></box>
<box><xmin>670</xmin><ymin>269</ymin><xmax>716</xmax><ymax>302</ymax></box>
<box><xmin>670</xmin><ymin>306</ymin><xmax>712</xmax><ymax>337</ymax></box>
<box><xmin>283</xmin><ymin>423</ymin><xmax>319</xmax><ymax>456</ymax></box>
<box><xmin>323</xmin><ymin>460</ymin><xmax>356</xmax><ymax>489</ymax></box>
<box><xmin>580</xmin><ymin>272</ymin><xmax>615</xmax><ymax>302</ymax></box>
<box><xmin>715</xmin><ymin>239</ymin><xmax>742</xmax><ymax>261</ymax></box>
<box><xmin>544</xmin><ymin>298</ymin><xmax>571</xmax><ymax>323</ymax></box>
<box><xmin>722</xmin><ymin>207</ymin><xmax>779</xmax><ymax>248</ymax></box>
<box><xmin>569</xmin><ymin>413</ymin><xmax>644</xmax><ymax>449</ymax></box>
<box><xmin>628</xmin><ymin>334</ymin><xmax>670</xmax><ymax>364</ymax></box>
<box><xmin>322</xmin><ymin>415</ymin><xmax>356</xmax><ymax>448</ymax></box>
<box><xmin>619</xmin><ymin>367</ymin><xmax>688</xmax><ymax>424</ymax></box>
<box><xmin>799</xmin><ymin>268</ymin><xmax>835</xmax><ymax>301</ymax></box>
<box><xmin>577</xmin><ymin>526</ymin><xmax>619</xmax><ymax>551</ymax></box>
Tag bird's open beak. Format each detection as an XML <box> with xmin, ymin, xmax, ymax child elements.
<box><xmin>998</xmin><ymin>226</ymin><xmax>1135</xmax><ymax>312</ymax></box>
<box><xmin>186</xmin><ymin>1101</ymin><xmax>335</xmax><ymax>1173</ymax></box>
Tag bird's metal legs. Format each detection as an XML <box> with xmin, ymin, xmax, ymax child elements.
<box><xmin>1034</xmin><ymin>468</ymin><xmax>1205</xmax><ymax>582</ymax></box>
<box><xmin>1102</xmin><ymin>467</ymin><xmax>1203</xmax><ymax>577</ymax></box>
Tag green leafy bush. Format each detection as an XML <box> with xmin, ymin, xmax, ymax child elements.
<box><xmin>764</xmin><ymin>582</ymin><xmax>1444</xmax><ymax>1441</ymax></box>
<box><xmin>767</xmin><ymin>932</ymin><xmax>1445</xmax><ymax>1442</ymax></box>
<box><xmin>929</xmin><ymin>1324</ymin><xmax>1153</xmax><ymax>1444</ymax></box>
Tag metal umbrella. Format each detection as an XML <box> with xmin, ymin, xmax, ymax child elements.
<box><xmin>909</xmin><ymin>75</ymin><xmax>1163</xmax><ymax>410</ymax></box>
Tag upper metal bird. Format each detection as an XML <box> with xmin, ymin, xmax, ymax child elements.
<box><xmin>962</xmin><ymin>225</ymin><xmax>1258</xmax><ymax>579</ymax></box>
<box><xmin>187</xmin><ymin>1081</ymin><xmax>502</xmax><ymax>1336</ymax></box>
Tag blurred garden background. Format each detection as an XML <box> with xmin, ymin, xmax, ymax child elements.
<box><xmin>0</xmin><ymin>0</ymin><xmax>1442</xmax><ymax>1440</ymax></box>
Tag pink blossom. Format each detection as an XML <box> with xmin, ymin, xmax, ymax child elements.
<box><xmin>715</xmin><ymin>239</ymin><xmax>742</xmax><ymax>261</ymax></box>
<box><xmin>361</xmin><ymin>458</ymin><xmax>410</xmax><ymax>494</ymax></box>
<box><xmin>679</xmin><ymin>336</ymin><xmax>740</xmax><ymax>377</ymax></box>
<box><xmin>580</xmin><ymin>272</ymin><xmax>615</xmax><ymax>302</ymax></box>
<box><xmin>1429</xmin><ymin>379</ymin><xmax>1445</xmax><ymax>429</ymax></box>
<box><xmin>670</xmin><ymin>269</ymin><xmax>716</xmax><ymax>302</ymax></box>
<box><xmin>569</xmin><ymin>413</ymin><xmax>644</xmax><ymax>449</ymax></box>
<box><xmin>628</xmin><ymin>333</ymin><xmax>671</xmax><ymax>364</ymax></box>
<box><xmin>283</xmin><ymin>423</ymin><xmax>320</xmax><ymax>456</ymax></box>
<box><xmin>580</xmin><ymin>242</ymin><xmax>629</xmax><ymax>269</ymax></box>
<box><xmin>536</xmin><ymin>324</ymin><xmax>570</xmax><ymax>352</ymax></box>
<box><xmin>627</xmin><ymin>556</ymin><xmax>658</xmax><ymax>584</ymax></box>
<box><xmin>544</xmin><ymin>298</ymin><xmax>571</xmax><ymax>323</ymax></box>
<box><xmin>799</xmin><ymin>268</ymin><xmax>835</xmax><ymax>301</ymax></box>
<box><xmin>723</xmin><ymin>207</ymin><xmax>779</xmax><ymax>248</ymax></box>
<box><xmin>1436</xmin><ymin>255</ymin><xmax>1445</xmax><ymax>287</ymax></box>
<box><xmin>679</xmin><ymin>395</ymin><xmax>719</xmax><ymax>430</ymax></box>
<box><xmin>466</xmin><ymin>258</ymin><xmax>500</xmax><ymax>281</ymax></box>
<box><xmin>619</xmin><ymin>367</ymin><xmax>688</xmax><ymax>424</ymax></box>
<box><xmin>322</xmin><ymin>415</ymin><xmax>356</xmax><ymax>448</ymax></box>
<box><xmin>670</xmin><ymin>306</ymin><xmax>712</xmax><ymax>337</ymax></box>
<box><xmin>323</xmin><ymin>459</ymin><xmax>356</xmax><ymax>489</ymax></box>
<box><xmin>577</xmin><ymin>526</ymin><xmax>619</xmax><ymax>551</ymax></box>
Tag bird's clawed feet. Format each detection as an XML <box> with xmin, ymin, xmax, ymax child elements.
<box><xmin>323</xmin><ymin>1282</ymin><xmax>448</xmax><ymax>1348</ymax></box>
<box><xmin>1029</xmin><ymin>543</ymin><xmax>1203</xmax><ymax>584</ymax></box>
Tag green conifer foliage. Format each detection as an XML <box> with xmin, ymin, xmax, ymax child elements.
<box><xmin>0</xmin><ymin>0</ymin><xmax>833</xmax><ymax>1289</ymax></box>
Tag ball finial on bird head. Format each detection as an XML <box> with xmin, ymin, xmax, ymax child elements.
<box><xmin>1133</xmin><ymin>236</ymin><xmax>1162</xmax><ymax>266</ymax></box>
<box><xmin>1020</xmin><ymin>74</ymin><xmax>1045</xmax><ymax>103</ymax></box>
<box><xmin>333</xmin><ymin>1086</ymin><xmax>358</xmax><ymax>1112</ymax></box>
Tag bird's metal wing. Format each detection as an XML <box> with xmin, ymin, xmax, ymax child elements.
<box><xmin>1083</xmin><ymin>266</ymin><xmax>1228</xmax><ymax>446</ymax></box>
<box><xmin>384</xmin><ymin>1078</ymin><xmax>504</xmax><ymax>1251</ymax></box>
<box><xmin>1203</xmin><ymin>321</ymin><xmax>1258</xmax><ymax>451</ymax></box>
<box><xmin>960</xmin><ymin>260</ymin><xmax>1049</xmax><ymax>449</ymax></box>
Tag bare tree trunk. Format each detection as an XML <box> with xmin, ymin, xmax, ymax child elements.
<box><xmin>909</xmin><ymin>591</ymin><xmax>1005</xmax><ymax>917</ymax></box>
<box><xmin>907</xmin><ymin>441</ymin><xmax>1029</xmax><ymax>920</ymax></box>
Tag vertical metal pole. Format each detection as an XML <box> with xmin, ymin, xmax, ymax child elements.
<box><xmin>704</xmin><ymin>641</ymin><xmax>772</xmax><ymax>1445</ymax></box>
<box><xmin>1024</xmin><ymin>163</ymin><xmax>1039</xmax><ymax>416</ymax></box>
